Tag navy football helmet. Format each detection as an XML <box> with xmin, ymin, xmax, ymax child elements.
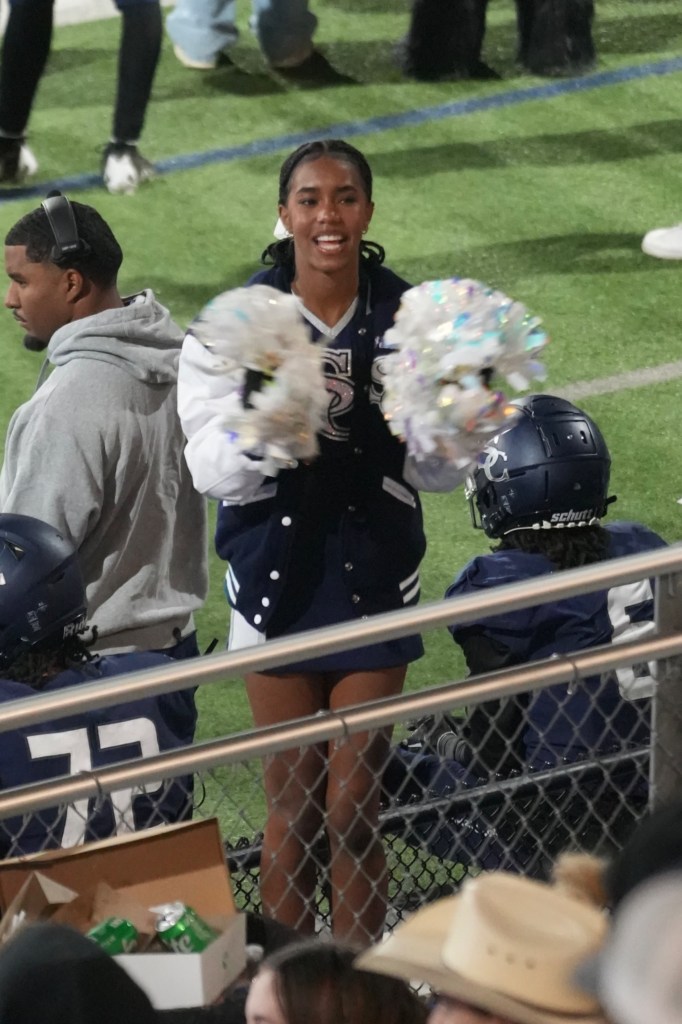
<box><xmin>0</xmin><ymin>514</ymin><xmax>87</xmax><ymax>669</ymax></box>
<box><xmin>466</xmin><ymin>395</ymin><xmax>613</xmax><ymax>538</ymax></box>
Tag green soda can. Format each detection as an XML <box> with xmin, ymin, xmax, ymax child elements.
<box><xmin>87</xmin><ymin>917</ymin><xmax>139</xmax><ymax>954</ymax></box>
<box><xmin>154</xmin><ymin>902</ymin><xmax>218</xmax><ymax>954</ymax></box>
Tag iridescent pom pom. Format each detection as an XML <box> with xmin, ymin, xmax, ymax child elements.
<box><xmin>382</xmin><ymin>278</ymin><xmax>549</xmax><ymax>464</ymax></box>
<box><xmin>190</xmin><ymin>285</ymin><xmax>328</xmax><ymax>475</ymax></box>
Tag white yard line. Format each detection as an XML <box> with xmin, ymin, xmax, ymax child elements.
<box><xmin>561</xmin><ymin>361</ymin><xmax>682</xmax><ymax>402</ymax></box>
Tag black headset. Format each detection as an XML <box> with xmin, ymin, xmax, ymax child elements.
<box><xmin>41</xmin><ymin>190</ymin><xmax>89</xmax><ymax>265</ymax></box>
<box><xmin>21</xmin><ymin>192</ymin><xmax>90</xmax><ymax>353</ymax></box>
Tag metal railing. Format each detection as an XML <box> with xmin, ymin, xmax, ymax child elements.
<box><xmin>1</xmin><ymin>545</ymin><xmax>680</xmax><ymax>931</ymax></box>
<box><xmin>0</xmin><ymin>544</ymin><xmax>681</xmax><ymax>817</ymax></box>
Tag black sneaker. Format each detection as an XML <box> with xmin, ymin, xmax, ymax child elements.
<box><xmin>274</xmin><ymin>50</ymin><xmax>355</xmax><ymax>85</ymax></box>
<box><xmin>0</xmin><ymin>137</ymin><xmax>38</xmax><ymax>184</ymax></box>
<box><xmin>102</xmin><ymin>142</ymin><xmax>155</xmax><ymax>195</ymax></box>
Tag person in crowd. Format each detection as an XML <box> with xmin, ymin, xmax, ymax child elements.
<box><xmin>0</xmin><ymin>922</ymin><xmax>160</xmax><ymax>1024</ymax></box>
<box><xmin>178</xmin><ymin>138</ymin><xmax>463</xmax><ymax>944</ymax></box>
<box><xmin>0</xmin><ymin>0</ymin><xmax>163</xmax><ymax>193</ymax></box>
<box><xmin>441</xmin><ymin>394</ymin><xmax>665</xmax><ymax>776</ymax></box>
<box><xmin>166</xmin><ymin>0</ymin><xmax>318</xmax><ymax>73</ymax></box>
<box><xmin>0</xmin><ymin>193</ymin><xmax>207</xmax><ymax>658</ymax></box>
<box><xmin>0</xmin><ymin>513</ymin><xmax>196</xmax><ymax>856</ymax></box>
<box><xmin>576</xmin><ymin>869</ymin><xmax>682</xmax><ymax>1024</ymax></box>
<box><xmin>246</xmin><ymin>939</ymin><xmax>427</xmax><ymax>1024</ymax></box>
<box><xmin>356</xmin><ymin>871</ymin><xmax>607</xmax><ymax>1024</ymax></box>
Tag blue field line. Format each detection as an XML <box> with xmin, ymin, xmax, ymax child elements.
<box><xmin>2</xmin><ymin>53</ymin><xmax>682</xmax><ymax>204</ymax></box>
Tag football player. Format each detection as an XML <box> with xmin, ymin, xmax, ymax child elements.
<box><xmin>0</xmin><ymin>513</ymin><xmax>196</xmax><ymax>857</ymax></box>
<box><xmin>445</xmin><ymin>394</ymin><xmax>666</xmax><ymax>774</ymax></box>
<box><xmin>383</xmin><ymin>396</ymin><xmax>665</xmax><ymax>873</ymax></box>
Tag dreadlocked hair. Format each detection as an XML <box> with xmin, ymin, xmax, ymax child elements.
<box><xmin>6</xmin><ymin>629</ymin><xmax>99</xmax><ymax>688</ymax></box>
<box><xmin>494</xmin><ymin>524</ymin><xmax>610</xmax><ymax>571</ymax></box>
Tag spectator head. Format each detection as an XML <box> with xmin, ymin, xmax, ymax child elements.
<box><xmin>356</xmin><ymin>872</ymin><xmax>607</xmax><ymax>1024</ymax></box>
<box><xmin>4</xmin><ymin>194</ymin><xmax>123</xmax><ymax>342</ymax></box>
<box><xmin>0</xmin><ymin>922</ymin><xmax>158</xmax><ymax>1024</ymax></box>
<box><xmin>246</xmin><ymin>938</ymin><xmax>427</xmax><ymax>1024</ymax></box>
<box><xmin>0</xmin><ymin>513</ymin><xmax>88</xmax><ymax>680</ymax></box>
<box><xmin>576</xmin><ymin>871</ymin><xmax>682</xmax><ymax>1024</ymax></box>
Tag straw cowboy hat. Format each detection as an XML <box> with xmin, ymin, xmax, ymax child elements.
<box><xmin>356</xmin><ymin>872</ymin><xmax>607</xmax><ymax>1024</ymax></box>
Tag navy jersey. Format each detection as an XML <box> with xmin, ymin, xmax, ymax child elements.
<box><xmin>446</xmin><ymin>522</ymin><xmax>666</xmax><ymax>768</ymax></box>
<box><xmin>0</xmin><ymin>653</ymin><xmax>197</xmax><ymax>857</ymax></box>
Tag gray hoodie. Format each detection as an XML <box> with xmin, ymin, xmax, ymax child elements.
<box><xmin>0</xmin><ymin>290</ymin><xmax>208</xmax><ymax>653</ymax></box>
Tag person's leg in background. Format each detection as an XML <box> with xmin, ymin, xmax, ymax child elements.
<box><xmin>103</xmin><ymin>0</ymin><xmax>161</xmax><ymax>195</ymax></box>
<box><xmin>0</xmin><ymin>0</ymin><xmax>53</xmax><ymax>183</ymax></box>
<box><xmin>398</xmin><ymin>0</ymin><xmax>497</xmax><ymax>82</ymax></box>
<box><xmin>254</xmin><ymin>0</ymin><xmax>318</xmax><ymax>69</ymax></box>
<box><xmin>516</xmin><ymin>0</ymin><xmax>596</xmax><ymax>77</ymax></box>
<box><xmin>256</xmin><ymin>0</ymin><xmax>352</xmax><ymax>82</ymax></box>
<box><xmin>166</xmin><ymin>0</ymin><xmax>239</xmax><ymax>70</ymax></box>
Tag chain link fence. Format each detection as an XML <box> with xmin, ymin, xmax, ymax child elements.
<box><xmin>1</xmin><ymin>550</ymin><xmax>681</xmax><ymax>936</ymax></box>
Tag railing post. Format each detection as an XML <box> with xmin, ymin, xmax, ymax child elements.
<box><xmin>652</xmin><ymin>570</ymin><xmax>682</xmax><ymax>808</ymax></box>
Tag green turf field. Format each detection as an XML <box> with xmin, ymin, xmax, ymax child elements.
<box><xmin>1</xmin><ymin>0</ymin><xmax>681</xmax><ymax>744</ymax></box>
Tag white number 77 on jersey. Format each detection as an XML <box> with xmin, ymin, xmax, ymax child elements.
<box><xmin>27</xmin><ymin>717</ymin><xmax>161</xmax><ymax>848</ymax></box>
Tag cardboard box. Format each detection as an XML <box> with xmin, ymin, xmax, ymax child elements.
<box><xmin>0</xmin><ymin>818</ymin><xmax>247</xmax><ymax>1010</ymax></box>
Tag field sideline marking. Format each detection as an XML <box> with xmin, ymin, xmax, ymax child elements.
<box><xmin>1</xmin><ymin>54</ymin><xmax>681</xmax><ymax>202</ymax></box>
<box><xmin>562</xmin><ymin>361</ymin><xmax>682</xmax><ymax>402</ymax></box>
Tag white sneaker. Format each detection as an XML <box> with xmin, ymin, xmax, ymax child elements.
<box><xmin>102</xmin><ymin>142</ymin><xmax>155</xmax><ymax>195</ymax></box>
<box><xmin>0</xmin><ymin>138</ymin><xmax>38</xmax><ymax>184</ymax></box>
<box><xmin>642</xmin><ymin>224</ymin><xmax>682</xmax><ymax>260</ymax></box>
<box><xmin>173</xmin><ymin>43</ymin><xmax>217</xmax><ymax>70</ymax></box>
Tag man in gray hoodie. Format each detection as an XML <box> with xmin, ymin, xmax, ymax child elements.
<box><xmin>0</xmin><ymin>194</ymin><xmax>208</xmax><ymax>656</ymax></box>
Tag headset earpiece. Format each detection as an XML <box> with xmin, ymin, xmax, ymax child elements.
<box><xmin>41</xmin><ymin>192</ymin><xmax>89</xmax><ymax>265</ymax></box>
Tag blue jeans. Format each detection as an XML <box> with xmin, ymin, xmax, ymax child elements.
<box><xmin>166</xmin><ymin>0</ymin><xmax>317</xmax><ymax>66</ymax></box>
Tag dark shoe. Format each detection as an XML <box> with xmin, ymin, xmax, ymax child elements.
<box><xmin>469</xmin><ymin>59</ymin><xmax>502</xmax><ymax>80</ymax></box>
<box><xmin>395</xmin><ymin>37</ymin><xmax>500</xmax><ymax>80</ymax></box>
<box><xmin>274</xmin><ymin>49</ymin><xmax>355</xmax><ymax>85</ymax></box>
<box><xmin>102</xmin><ymin>142</ymin><xmax>155</xmax><ymax>195</ymax></box>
